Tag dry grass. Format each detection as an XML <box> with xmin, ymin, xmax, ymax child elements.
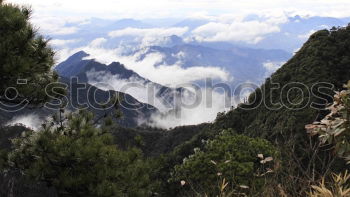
<box><xmin>308</xmin><ymin>171</ymin><xmax>350</xmax><ymax>197</ymax></box>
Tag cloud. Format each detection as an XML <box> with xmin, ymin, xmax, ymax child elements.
<box><xmin>263</xmin><ymin>61</ymin><xmax>286</xmax><ymax>76</ymax></box>
<box><xmin>54</xmin><ymin>42</ymin><xmax>233</xmax><ymax>127</ymax></box>
<box><xmin>297</xmin><ymin>29</ymin><xmax>317</xmax><ymax>39</ymax></box>
<box><xmin>7</xmin><ymin>0</ymin><xmax>350</xmax><ymax>19</ymax></box>
<box><xmin>89</xmin><ymin>37</ymin><xmax>108</xmax><ymax>47</ymax></box>
<box><xmin>57</xmin><ymin>44</ymin><xmax>230</xmax><ymax>87</ymax></box>
<box><xmin>86</xmin><ymin>70</ymin><xmax>172</xmax><ymax>112</ymax></box>
<box><xmin>148</xmin><ymin>87</ymin><xmax>234</xmax><ymax>128</ymax></box>
<box><xmin>52</xmin><ymin>27</ymin><xmax>79</xmax><ymax>35</ymax></box>
<box><xmin>127</xmin><ymin>53</ymin><xmax>230</xmax><ymax>86</ymax></box>
<box><xmin>50</xmin><ymin>39</ymin><xmax>79</xmax><ymax>47</ymax></box>
<box><xmin>86</xmin><ymin>69</ymin><xmax>235</xmax><ymax>128</ymax></box>
<box><xmin>192</xmin><ymin>20</ymin><xmax>281</xmax><ymax>44</ymax></box>
<box><xmin>109</xmin><ymin>27</ymin><xmax>188</xmax><ymax>38</ymax></box>
<box><xmin>6</xmin><ymin>114</ymin><xmax>42</xmax><ymax>130</ymax></box>
<box><xmin>108</xmin><ymin>27</ymin><xmax>189</xmax><ymax>47</ymax></box>
<box><xmin>30</xmin><ymin>16</ymin><xmax>85</xmax><ymax>35</ymax></box>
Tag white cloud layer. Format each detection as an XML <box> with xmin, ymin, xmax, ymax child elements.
<box><xmin>50</xmin><ymin>39</ymin><xmax>80</xmax><ymax>47</ymax></box>
<box><xmin>6</xmin><ymin>0</ymin><xmax>350</xmax><ymax>19</ymax></box>
<box><xmin>56</xmin><ymin>43</ymin><xmax>230</xmax><ymax>87</ymax></box>
<box><xmin>89</xmin><ymin>38</ymin><xmax>108</xmax><ymax>47</ymax></box>
<box><xmin>297</xmin><ymin>29</ymin><xmax>317</xmax><ymax>39</ymax></box>
<box><xmin>263</xmin><ymin>61</ymin><xmax>286</xmax><ymax>76</ymax></box>
<box><xmin>86</xmin><ymin>69</ymin><xmax>235</xmax><ymax>128</ymax></box>
<box><xmin>149</xmin><ymin>87</ymin><xmax>233</xmax><ymax>128</ymax></box>
<box><xmin>192</xmin><ymin>21</ymin><xmax>281</xmax><ymax>44</ymax></box>
<box><xmin>86</xmin><ymin>70</ymin><xmax>173</xmax><ymax>112</ymax></box>
<box><xmin>6</xmin><ymin>0</ymin><xmax>350</xmax><ymax>46</ymax></box>
<box><xmin>108</xmin><ymin>27</ymin><xmax>189</xmax><ymax>38</ymax></box>
<box><xmin>54</xmin><ymin>40</ymin><xmax>233</xmax><ymax>127</ymax></box>
<box><xmin>6</xmin><ymin>114</ymin><xmax>42</xmax><ymax>130</ymax></box>
<box><xmin>30</xmin><ymin>16</ymin><xmax>88</xmax><ymax>35</ymax></box>
<box><xmin>108</xmin><ymin>27</ymin><xmax>189</xmax><ymax>47</ymax></box>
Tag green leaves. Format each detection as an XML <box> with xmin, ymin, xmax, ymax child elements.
<box><xmin>306</xmin><ymin>80</ymin><xmax>350</xmax><ymax>162</ymax></box>
<box><xmin>0</xmin><ymin>2</ymin><xmax>58</xmax><ymax>105</ymax></box>
<box><xmin>171</xmin><ymin>129</ymin><xmax>278</xmax><ymax>196</ymax></box>
<box><xmin>8</xmin><ymin>110</ymin><xmax>155</xmax><ymax>197</ymax></box>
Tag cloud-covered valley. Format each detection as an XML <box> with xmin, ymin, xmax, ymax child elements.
<box><xmin>56</xmin><ymin>39</ymin><xmax>231</xmax><ymax>86</ymax></box>
<box><xmin>23</xmin><ymin>9</ymin><xmax>349</xmax><ymax>128</ymax></box>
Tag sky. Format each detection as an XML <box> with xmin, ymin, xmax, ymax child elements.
<box><xmin>6</xmin><ymin>0</ymin><xmax>347</xmax><ymax>87</ymax></box>
<box><xmin>6</xmin><ymin>0</ymin><xmax>350</xmax><ymax>19</ymax></box>
<box><xmin>4</xmin><ymin>0</ymin><xmax>350</xmax><ymax>128</ymax></box>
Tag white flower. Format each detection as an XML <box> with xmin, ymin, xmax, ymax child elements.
<box><xmin>180</xmin><ymin>180</ymin><xmax>186</xmax><ymax>186</ymax></box>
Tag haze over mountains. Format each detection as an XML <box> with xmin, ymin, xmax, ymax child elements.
<box><xmin>46</xmin><ymin>15</ymin><xmax>348</xmax><ymax>88</ymax></box>
<box><xmin>3</xmin><ymin>0</ymin><xmax>350</xmax><ymax>195</ymax></box>
<box><xmin>48</xmin><ymin>15</ymin><xmax>349</xmax><ymax>52</ymax></box>
<box><xmin>55</xmin><ymin>51</ymin><xmax>187</xmax><ymax>113</ymax></box>
<box><xmin>6</xmin><ymin>14</ymin><xmax>348</xmax><ymax>129</ymax></box>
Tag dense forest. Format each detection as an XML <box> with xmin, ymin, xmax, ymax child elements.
<box><xmin>1</xmin><ymin>1</ymin><xmax>350</xmax><ymax>197</ymax></box>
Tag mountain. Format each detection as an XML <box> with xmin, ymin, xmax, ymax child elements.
<box><xmin>0</xmin><ymin>76</ymin><xmax>159</xmax><ymax>128</ymax></box>
<box><xmin>169</xmin><ymin>26</ymin><xmax>350</xmax><ymax>154</ymax></box>
<box><xmin>33</xmin><ymin>25</ymin><xmax>350</xmax><ymax>194</ymax></box>
<box><xmin>1</xmin><ymin>53</ymin><xmax>164</xmax><ymax>128</ymax></box>
<box><xmin>55</xmin><ymin>51</ymin><xmax>190</xmax><ymax>112</ymax></box>
<box><xmin>155</xmin><ymin>25</ymin><xmax>350</xmax><ymax>196</ymax></box>
<box><xmin>3</xmin><ymin>20</ymin><xmax>350</xmax><ymax>197</ymax></box>
<box><xmin>55</xmin><ymin>51</ymin><xmax>145</xmax><ymax>81</ymax></box>
<box><xmin>49</xmin><ymin>16</ymin><xmax>349</xmax><ymax>53</ymax></box>
<box><xmin>109</xmin><ymin>18</ymin><xmax>152</xmax><ymax>30</ymax></box>
<box><xmin>173</xmin><ymin>18</ymin><xmax>210</xmax><ymax>31</ymax></box>
<box><xmin>50</xmin><ymin>25</ymin><xmax>350</xmax><ymax>161</ymax></box>
<box><xmin>215</xmin><ymin>27</ymin><xmax>350</xmax><ymax>138</ymax></box>
<box><xmin>135</xmin><ymin>44</ymin><xmax>291</xmax><ymax>84</ymax></box>
<box><xmin>244</xmin><ymin>15</ymin><xmax>349</xmax><ymax>52</ymax></box>
<box><xmin>54</xmin><ymin>51</ymin><xmax>90</xmax><ymax>77</ymax></box>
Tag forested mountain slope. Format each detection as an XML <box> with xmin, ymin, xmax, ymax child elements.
<box><xmin>215</xmin><ymin>26</ymin><xmax>350</xmax><ymax>138</ymax></box>
<box><xmin>163</xmin><ymin>25</ymin><xmax>350</xmax><ymax>196</ymax></box>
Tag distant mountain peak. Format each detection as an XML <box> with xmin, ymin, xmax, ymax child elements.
<box><xmin>66</xmin><ymin>51</ymin><xmax>90</xmax><ymax>62</ymax></box>
<box><xmin>55</xmin><ymin>51</ymin><xmax>93</xmax><ymax>77</ymax></box>
<box><xmin>111</xmin><ymin>18</ymin><xmax>152</xmax><ymax>29</ymax></box>
<box><xmin>106</xmin><ymin>62</ymin><xmax>140</xmax><ymax>79</ymax></box>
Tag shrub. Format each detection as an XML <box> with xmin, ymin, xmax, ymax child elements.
<box><xmin>308</xmin><ymin>171</ymin><xmax>350</xmax><ymax>197</ymax></box>
<box><xmin>171</xmin><ymin>129</ymin><xmax>278</xmax><ymax>196</ymax></box>
<box><xmin>306</xmin><ymin>80</ymin><xmax>350</xmax><ymax>162</ymax></box>
<box><xmin>8</xmin><ymin>110</ymin><xmax>156</xmax><ymax>197</ymax></box>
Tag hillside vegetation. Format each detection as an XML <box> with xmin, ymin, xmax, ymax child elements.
<box><xmin>163</xmin><ymin>25</ymin><xmax>350</xmax><ymax>196</ymax></box>
<box><xmin>1</xmin><ymin>1</ymin><xmax>350</xmax><ymax>196</ymax></box>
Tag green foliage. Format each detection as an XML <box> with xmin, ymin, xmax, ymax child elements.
<box><xmin>3</xmin><ymin>1</ymin><xmax>350</xmax><ymax>196</ymax></box>
<box><xmin>215</xmin><ymin>26</ymin><xmax>350</xmax><ymax>139</ymax></box>
<box><xmin>306</xmin><ymin>80</ymin><xmax>350</xmax><ymax>163</ymax></box>
<box><xmin>171</xmin><ymin>129</ymin><xmax>278</xmax><ymax>196</ymax></box>
<box><xmin>166</xmin><ymin>26</ymin><xmax>350</xmax><ymax>196</ymax></box>
<box><xmin>0</xmin><ymin>2</ymin><xmax>60</xmax><ymax>104</ymax></box>
<box><xmin>8</xmin><ymin>110</ymin><xmax>156</xmax><ymax>197</ymax></box>
<box><xmin>0</xmin><ymin>149</ymin><xmax>7</xmax><ymax>170</ymax></box>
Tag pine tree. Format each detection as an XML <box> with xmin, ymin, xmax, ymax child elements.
<box><xmin>0</xmin><ymin>1</ymin><xmax>59</xmax><ymax>105</ymax></box>
<box><xmin>8</xmin><ymin>110</ymin><xmax>155</xmax><ymax>197</ymax></box>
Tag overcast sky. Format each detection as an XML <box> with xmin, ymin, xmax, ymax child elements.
<box><xmin>6</xmin><ymin>0</ymin><xmax>350</xmax><ymax>19</ymax></box>
<box><xmin>5</xmin><ymin>0</ymin><xmax>350</xmax><ymax>127</ymax></box>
